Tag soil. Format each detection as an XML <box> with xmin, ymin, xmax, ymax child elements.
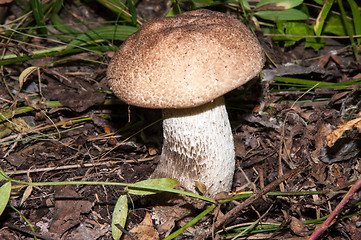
<box><xmin>1</xmin><ymin>1</ymin><xmax>361</xmax><ymax>240</ymax></box>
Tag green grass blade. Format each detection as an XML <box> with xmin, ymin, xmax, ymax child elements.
<box><xmin>271</xmin><ymin>77</ymin><xmax>361</xmax><ymax>91</ymax></box>
<box><xmin>17</xmin><ymin>179</ymin><xmax>216</xmax><ymax>203</ymax></box>
<box><xmin>0</xmin><ymin>101</ymin><xmax>63</xmax><ymax>121</ymax></box>
<box><xmin>0</xmin><ymin>127</ymin><xmax>82</xmax><ymax>145</ymax></box>
<box><xmin>0</xmin><ymin>167</ymin><xmax>9</xmax><ymax>182</ymax></box>
<box><xmin>337</xmin><ymin>0</ymin><xmax>359</xmax><ymax>61</ymax></box>
<box><xmin>347</xmin><ymin>0</ymin><xmax>361</xmax><ymax>45</ymax></box>
<box><xmin>126</xmin><ymin>0</ymin><xmax>138</xmax><ymax>25</ymax></box>
<box><xmin>314</xmin><ymin>0</ymin><xmax>334</xmax><ymax>36</ymax></box>
<box><xmin>96</xmin><ymin>0</ymin><xmax>138</xmax><ymax>24</ymax></box>
<box><xmin>50</xmin><ymin>0</ymin><xmax>78</xmax><ymax>36</ymax></box>
<box><xmin>166</xmin><ymin>1</ymin><xmax>182</xmax><ymax>17</ymax></box>
<box><xmin>30</xmin><ymin>0</ymin><xmax>47</xmax><ymax>35</ymax></box>
<box><xmin>0</xmin><ymin>45</ymin><xmax>114</xmax><ymax>66</ymax></box>
<box><xmin>51</xmin><ymin>14</ymin><xmax>80</xmax><ymax>35</ymax></box>
<box><xmin>52</xmin><ymin>0</ymin><xmax>63</xmax><ymax>13</ymax></box>
<box><xmin>66</xmin><ymin>25</ymin><xmax>138</xmax><ymax>50</ymax></box>
<box><xmin>164</xmin><ymin>204</ymin><xmax>216</xmax><ymax>240</ymax></box>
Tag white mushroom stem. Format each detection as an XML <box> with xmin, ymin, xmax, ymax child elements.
<box><xmin>151</xmin><ymin>97</ymin><xmax>235</xmax><ymax>197</ymax></box>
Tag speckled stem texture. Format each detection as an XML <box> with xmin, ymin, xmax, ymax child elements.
<box><xmin>151</xmin><ymin>97</ymin><xmax>235</xmax><ymax>196</ymax></box>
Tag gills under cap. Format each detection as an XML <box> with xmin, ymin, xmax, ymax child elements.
<box><xmin>107</xmin><ymin>9</ymin><xmax>264</xmax><ymax>109</ymax></box>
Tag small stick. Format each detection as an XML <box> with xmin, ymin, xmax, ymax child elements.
<box><xmin>115</xmin><ymin>224</ymin><xmax>136</xmax><ymax>240</ymax></box>
<box><xmin>5</xmin><ymin>158</ymin><xmax>154</xmax><ymax>176</ymax></box>
<box><xmin>308</xmin><ymin>176</ymin><xmax>361</xmax><ymax>240</ymax></box>
<box><xmin>4</xmin><ymin>223</ymin><xmax>54</xmax><ymax>240</ymax></box>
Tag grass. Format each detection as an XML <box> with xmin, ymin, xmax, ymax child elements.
<box><xmin>270</xmin><ymin>76</ymin><xmax>361</xmax><ymax>92</ymax></box>
<box><xmin>2</xmin><ymin>164</ymin><xmax>360</xmax><ymax>239</ymax></box>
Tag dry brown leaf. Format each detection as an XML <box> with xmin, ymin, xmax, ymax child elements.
<box><xmin>20</xmin><ymin>170</ymin><xmax>34</xmax><ymax>205</ymax></box>
<box><xmin>123</xmin><ymin>212</ymin><xmax>159</xmax><ymax>240</ymax></box>
<box><xmin>70</xmin><ymin>222</ymin><xmax>110</xmax><ymax>240</ymax></box>
<box><xmin>290</xmin><ymin>216</ymin><xmax>309</xmax><ymax>237</ymax></box>
<box><xmin>49</xmin><ymin>186</ymin><xmax>92</xmax><ymax>237</ymax></box>
<box><xmin>20</xmin><ymin>186</ymin><xmax>33</xmax><ymax>206</ymax></box>
<box><xmin>326</xmin><ymin>117</ymin><xmax>361</xmax><ymax>147</ymax></box>
<box><xmin>19</xmin><ymin>66</ymin><xmax>38</xmax><ymax>89</ymax></box>
<box><xmin>148</xmin><ymin>147</ymin><xmax>158</xmax><ymax>156</ymax></box>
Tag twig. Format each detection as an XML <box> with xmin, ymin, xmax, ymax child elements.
<box><xmin>115</xmin><ymin>224</ymin><xmax>136</xmax><ymax>240</ymax></box>
<box><xmin>4</xmin><ymin>223</ymin><xmax>54</xmax><ymax>240</ymax></box>
<box><xmin>4</xmin><ymin>158</ymin><xmax>154</xmax><ymax>176</ymax></box>
<box><xmin>308</xmin><ymin>177</ymin><xmax>361</xmax><ymax>240</ymax></box>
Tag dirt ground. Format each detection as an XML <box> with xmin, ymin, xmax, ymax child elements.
<box><xmin>1</xmin><ymin>1</ymin><xmax>361</xmax><ymax>240</ymax></box>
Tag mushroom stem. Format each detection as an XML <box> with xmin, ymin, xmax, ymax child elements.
<box><xmin>151</xmin><ymin>97</ymin><xmax>235</xmax><ymax>196</ymax></box>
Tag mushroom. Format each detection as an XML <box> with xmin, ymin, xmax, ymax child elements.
<box><xmin>107</xmin><ymin>9</ymin><xmax>264</xmax><ymax>197</ymax></box>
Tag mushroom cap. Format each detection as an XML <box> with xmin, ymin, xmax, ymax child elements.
<box><xmin>107</xmin><ymin>9</ymin><xmax>264</xmax><ymax>109</ymax></box>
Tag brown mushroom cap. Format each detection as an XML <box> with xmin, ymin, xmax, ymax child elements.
<box><xmin>107</xmin><ymin>9</ymin><xmax>264</xmax><ymax>109</ymax></box>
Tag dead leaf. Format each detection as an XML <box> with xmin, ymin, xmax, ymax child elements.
<box><xmin>352</xmin><ymin>73</ymin><xmax>361</xmax><ymax>80</ymax></box>
<box><xmin>43</xmin><ymin>78</ymin><xmax>106</xmax><ymax>112</ymax></box>
<box><xmin>317</xmin><ymin>54</ymin><xmax>331</xmax><ymax>68</ymax></box>
<box><xmin>290</xmin><ymin>216</ymin><xmax>309</xmax><ymax>237</ymax></box>
<box><xmin>70</xmin><ymin>222</ymin><xmax>110</xmax><ymax>240</ymax></box>
<box><xmin>148</xmin><ymin>147</ymin><xmax>158</xmax><ymax>156</ymax></box>
<box><xmin>124</xmin><ymin>212</ymin><xmax>159</xmax><ymax>240</ymax></box>
<box><xmin>311</xmin><ymin>122</ymin><xmax>332</xmax><ymax>162</ymax></box>
<box><xmin>320</xmin><ymin>138</ymin><xmax>360</xmax><ymax>163</ymax></box>
<box><xmin>49</xmin><ymin>185</ymin><xmax>93</xmax><ymax>237</ymax></box>
<box><xmin>330</xmin><ymin>91</ymin><xmax>351</xmax><ymax>103</ymax></box>
<box><xmin>234</xmin><ymin>134</ymin><xmax>247</xmax><ymax>158</ymax></box>
<box><xmin>151</xmin><ymin>203</ymin><xmax>191</xmax><ymax>236</ymax></box>
<box><xmin>330</xmin><ymin>54</ymin><xmax>343</xmax><ymax>67</ymax></box>
<box><xmin>20</xmin><ymin>186</ymin><xmax>33</xmax><ymax>206</ymax></box>
<box><xmin>19</xmin><ymin>66</ymin><xmax>38</xmax><ymax>89</ymax></box>
<box><xmin>326</xmin><ymin>117</ymin><xmax>361</xmax><ymax>147</ymax></box>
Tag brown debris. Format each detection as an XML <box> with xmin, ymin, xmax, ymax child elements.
<box><xmin>49</xmin><ymin>185</ymin><xmax>93</xmax><ymax>237</ymax></box>
<box><xmin>124</xmin><ymin>212</ymin><xmax>159</xmax><ymax>240</ymax></box>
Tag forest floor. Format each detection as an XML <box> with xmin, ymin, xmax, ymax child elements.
<box><xmin>1</xmin><ymin>1</ymin><xmax>361</xmax><ymax>240</ymax></box>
